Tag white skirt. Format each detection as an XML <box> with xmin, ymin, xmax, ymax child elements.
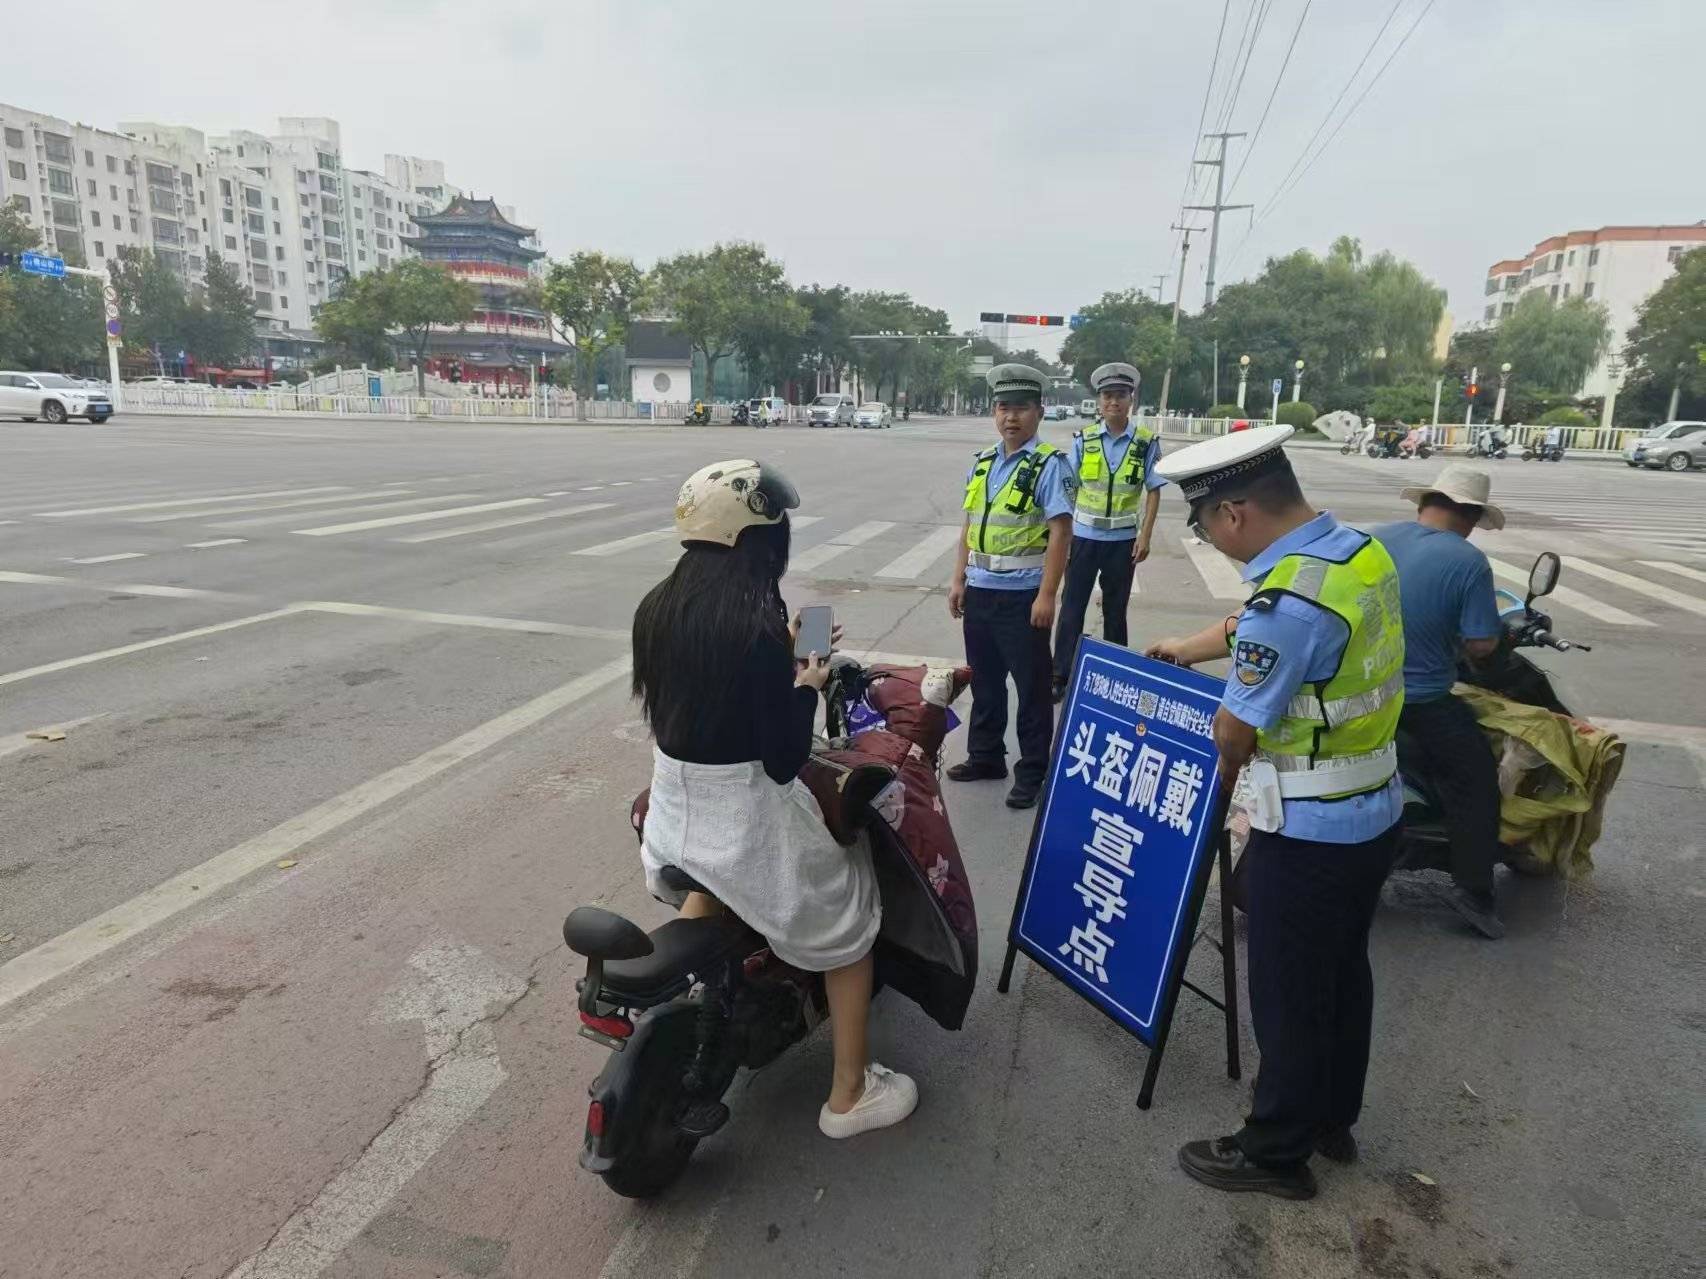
<box><xmin>641</xmin><ymin>747</ymin><xmax>881</xmax><ymax>972</ymax></box>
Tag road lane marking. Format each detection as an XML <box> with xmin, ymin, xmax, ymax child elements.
<box><xmin>788</xmin><ymin>520</ymin><xmax>897</xmax><ymax>574</ymax></box>
<box><xmin>0</xmin><ymin>715</ymin><xmax>108</xmax><ymax>762</ymax></box>
<box><xmin>579</xmin><ymin>485</ymin><xmax>605</xmax><ymax>491</ymax></box>
<box><xmin>65</xmin><ymin>552</ymin><xmax>147</xmax><ymax>564</ymax></box>
<box><xmin>186</xmin><ymin>538</ymin><xmax>247</xmax><ymax>549</ymax></box>
<box><xmin>1181</xmin><ymin>534</ymin><xmax>1248</xmax><ymax>600</ymax></box>
<box><xmin>294</xmin><ymin>600</ymin><xmax>625</xmax><ymax>640</ymax></box>
<box><xmin>1561</xmin><ymin>556</ymin><xmax>1706</xmax><ymax>619</ymax></box>
<box><xmin>391</xmin><ymin>502</ymin><xmax>615</xmax><ymax>543</ymax></box>
<box><xmin>294</xmin><ymin>498</ymin><xmax>544</xmax><ymax>536</ymax></box>
<box><xmin>0</xmin><ymin>608</ymin><xmax>297</xmax><ymax>688</ymax></box>
<box><xmin>0</xmin><ymin>656</ymin><xmax>633</xmax><ymax>1012</ymax></box>
<box><xmin>610</xmin><ymin>480</ymin><xmax>632</xmax><ymax>486</ymax></box>
<box><xmin>1640</xmin><ymin>561</ymin><xmax>1706</xmax><ymax>585</ymax></box>
<box><xmin>215</xmin><ymin>493</ymin><xmax>483</xmax><ymax>529</ymax></box>
<box><xmin>1486</xmin><ymin>558</ymin><xmax>1653</xmax><ymax>627</ymax></box>
<box><xmin>227</xmin><ymin>943</ymin><xmax>526</xmax><ymax>1279</ymax></box>
<box><xmin>573</xmin><ymin>524</ymin><xmax>676</xmax><ymax>556</ymax></box>
<box><xmin>542</xmin><ymin>490</ymin><xmax>573</xmax><ymax>497</ymax></box>
<box><xmin>874</xmin><ymin>525</ymin><xmax>961</xmax><ymax>579</ymax></box>
<box><xmin>0</xmin><ymin>520</ymin><xmax>19</xmax><ymax>526</ymax></box>
<box><xmin>0</xmin><ymin>569</ymin><xmax>233</xmax><ymax>600</ymax></box>
<box><xmin>128</xmin><ymin>489</ymin><xmax>412</xmax><ymax>523</ymax></box>
<box><xmin>33</xmin><ymin>486</ymin><xmax>347</xmax><ymax>517</ymax></box>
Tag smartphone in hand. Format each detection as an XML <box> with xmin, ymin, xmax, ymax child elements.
<box><xmin>794</xmin><ymin>605</ymin><xmax>834</xmax><ymax>659</ymax></box>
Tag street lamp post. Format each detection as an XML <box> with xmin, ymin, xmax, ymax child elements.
<box><xmin>1493</xmin><ymin>361</ymin><xmax>1511</xmax><ymax>426</ymax></box>
<box><xmin>1291</xmin><ymin>359</ymin><xmax>1304</xmax><ymax>404</ymax></box>
<box><xmin>1236</xmin><ymin>353</ymin><xmax>1250</xmax><ymax>410</ymax></box>
<box><xmin>1667</xmin><ymin>361</ymin><xmax>1686</xmax><ymax>422</ymax></box>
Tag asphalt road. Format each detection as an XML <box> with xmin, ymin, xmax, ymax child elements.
<box><xmin>1</xmin><ymin>414</ymin><xmax>1702</xmax><ymax>1279</ymax></box>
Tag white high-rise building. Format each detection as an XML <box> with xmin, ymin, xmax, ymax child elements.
<box><xmin>1481</xmin><ymin>223</ymin><xmax>1706</xmax><ymax>397</ymax></box>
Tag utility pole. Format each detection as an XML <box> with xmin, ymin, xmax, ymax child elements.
<box><xmin>1151</xmin><ymin>273</ymin><xmax>1170</xmax><ymax>303</ymax></box>
<box><xmin>1185</xmin><ymin>131</ymin><xmax>1251</xmax><ymax>311</ymax></box>
<box><xmin>1157</xmin><ymin>222</ymin><xmax>1203</xmax><ymax>416</ymax></box>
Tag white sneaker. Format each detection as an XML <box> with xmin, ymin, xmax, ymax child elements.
<box><xmin>817</xmin><ymin>1063</ymin><xmax>919</xmax><ymax>1139</ymax></box>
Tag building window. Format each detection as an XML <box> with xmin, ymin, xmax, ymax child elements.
<box><xmin>223</xmin><ymin>207</ymin><xmax>234</xmax><ymax>223</ymax></box>
<box><xmin>219</xmin><ymin>178</ymin><xmax>231</xmax><ymax>198</ymax></box>
<box><xmin>52</xmin><ymin>199</ymin><xmax>79</xmax><ymax>227</ymax></box>
<box><xmin>3</xmin><ymin>127</ymin><xmax>23</xmax><ymax>149</ymax></box>
<box><xmin>357</xmin><ymin>250</ymin><xmax>367</xmax><ymax>262</ymax></box>
<box><xmin>224</xmin><ymin>234</ymin><xmax>238</xmax><ymax>250</ymax></box>
<box><xmin>5</xmin><ymin>160</ymin><xmax>23</xmax><ymax>180</ymax></box>
<box><xmin>244</xmin><ymin>187</ymin><xmax>262</xmax><ymax>209</ymax></box>
<box><xmin>1583</xmin><ymin>282</ymin><xmax>1595</xmax><ymax>300</ymax></box>
<box><xmin>273</xmin><ymin>221</ymin><xmax>281</xmax><ymax>234</ymax></box>
<box><xmin>110</xmin><ymin>184</ymin><xmax>118</xmax><ymax>200</ymax></box>
<box><xmin>1501</xmin><ymin>302</ymin><xmax>1513</xmax><ymax>318</ymax></box>
<box><xmin>1588</xmin><ymin>248</ymin><xmax>1600</xmax><ymax>266</ymax></box>
<box><xmin>105</xmin><ymin>154</ymin><xmax>117</xmax><ymax>173</ymax></box>
<box><xmin>275</xmin><ymin>246</ymin><xmax>284</xmax><ymax>260</ymax></box>
<box><xmin>130</xmin><ymin>217</ymin><xmax>139</xmax><ymax>233</ymax></box>
<box><xmin>271</xmin><ymin>196</ymin><xmax>279</xmax><ymax>211</ymax></box>
<box><xmin>93</xmin><ymin>240</ymin><xmax>104</xmax><ymax>257</ymax></box>
<box><xmin>1562</xmin><ymin>283</ymin><xmax>1570</xmax><ymax>298</ymax></box>
<box><xmin>15</xmin><ymin>195</ymin><xmax>30</xmax><ymax>213</ymax></box>
<box><xmin>48</xmin><ymin>167</ymin><xmax>74</xmax><ymax>194</ymax></box>
<box><xmin>253</xmin><ymin>291</ymin><xmax>272</xmax><ymax>312</ymax></box>
<box><xmin>318</xmin><ymin>152</ymin><xmax>336</xmax><ymax>171</ymax></box>
<box><xmin>43</xmin><ymin>133</ymin><xmax>71</xmax><ymax>164</ymax></box>
<box><xmin>280</xmin><ymin>296</ymin><xmax>289</xmax><ymax>310</ymax></box>
<box><xmin>85</xmin><ymin>178</ymin><xmax>95</xmax><ymax>196</ymax></box>
<box><xmin>1484</xmin><ymin>304</ymin><xmax>1495</xmax><ymax>321</ymax></box>
<box><xmin>1669</xmin><ymin>245</ymin><xmax>1686</xmax><ymax>262</ymax></box>
<box><xmin>1566</xmin><ymin>249</ymin><xmax>1575</xmax><ymax>265</ymax></box>
<box><xmin>145</xmin><ymin>161</ymin><xmax>173</xmax><ymax>187</ymax></box>
<box><xmin>91</xmin><ymin>210</ymin><xmax>101</xmax><ymax>227</ymax></box>
<box><xmin>1548</xmin><ymin>284</ymin><xmax>1558</xmax><ymax>301</ymax></box>
<box><xmin>1484</xmin><ymin>277</ymin><xmax>1499</xmax><ymax>295</ymax></box>
<box><xmin>277</xmin><ymin>271</ymin><xmax>287</xmax><ymax>285</ymax></box>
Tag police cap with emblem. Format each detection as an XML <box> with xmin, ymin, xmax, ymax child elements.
<box><xmin>1154</xmin><ymin>423</ymin><xmax>1296</xmax><ymax>514</ymax></box>
<box><xmin>1089</xmin><ymin>362</ymin><xmax>1140</xmax><ymax>394</ymax></box>
<box><xmin>986</xmin><ymin>362</ymin><xmax>1047</xmax><ymax>402</ymax></box>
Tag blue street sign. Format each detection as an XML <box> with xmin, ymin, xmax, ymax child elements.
<box><xmin>1069</xmin><ymin>314</ymin><xmax>1086</xmax><ymax>330</ymax></box>
<box><xmin>1009</xmin><ymin>639</ymin><xmax>1226</xmax><ymax>1046</ymax></box>
<box><xmin>1271</xmin><ymin>378</ymin><xmax>1283</xmax><ymax>396</ymax></box>
<box><xmin>20</xmin><ymin>251</ymin><xmax>66</xmax><ymax>279</ymax></box>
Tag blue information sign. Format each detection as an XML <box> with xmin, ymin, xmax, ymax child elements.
<box><xmin>20</xmin><ymin>251</ymin><xmax>66</xmax><ymax>278</ymax></box>
<box><xmin>1008</xmin><ymin>638</ymin><xmax>1228</xmax><ymax>1049</ymax></box>
<box><xmin>1271</xmin><ymin>378</ymin><xmax>1283</xmax><ymax>396</ymax></box>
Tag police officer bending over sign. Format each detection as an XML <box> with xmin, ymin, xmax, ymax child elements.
<box><xmin>1148</xmin><ymin>424</ymin><xmax>1404</xmax><ymax>1201</ymax></box>
<box><xmin>947</xmin><ymin>364</ymin><xmax>1074</xmax><ymax>810</ymax></box>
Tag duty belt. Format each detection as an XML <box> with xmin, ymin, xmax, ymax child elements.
<box><xmin>1077</xmin><ymin>513</ymin><xmax>1139</xmax><ymax>531</ymax></box>
<box><xmin>969</xmin><ymin>551</ymin><xmax>1046</xmax><ymax>572</ymax></box>
<box><xmin>1261</xmin><ymin>742</ymin><xmax>1398</xmax><ymax>798</ymax></box>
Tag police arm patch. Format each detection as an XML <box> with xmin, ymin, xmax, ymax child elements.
<box><xmin>1234</xmin><ymin>639</ymin><xmax>1281</xmax><ymax>687</ymax></box>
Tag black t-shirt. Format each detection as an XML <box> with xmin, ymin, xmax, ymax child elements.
<box><xmin>650</xmin><ymin>629</ymin><xmax>817</xmax><ymax>785</ymax></box>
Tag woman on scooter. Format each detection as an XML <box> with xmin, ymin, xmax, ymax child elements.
<box><xmin>630</xmin><ymin>458</ymin><xmax>919</xmax><ymax>1139</ymax></box>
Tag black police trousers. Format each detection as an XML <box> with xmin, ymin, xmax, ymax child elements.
<box><xmin>962</xmin><ymin>585</ymin><xmax>1054</xmax><ymax>788</ymax></box>
<box><xmin>1052</xmin><ymin>535</ymin><xmax>1136</xmax><ymax>683</ymax></box>
<box><xmin>1397</xmin><ymin>694</ymin><xmax>1501</xmax><ymax>895</ymax></box>
<box><xmin>1236</xmin><ymin>822</ymin><xmax>1401</xmax><ymax>1168</ymax></box>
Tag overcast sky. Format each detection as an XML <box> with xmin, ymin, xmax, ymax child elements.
<box><xmin>12</xmin><ymin>0</ymin><xmax>1704</xmax><ymax>356</ymax></box>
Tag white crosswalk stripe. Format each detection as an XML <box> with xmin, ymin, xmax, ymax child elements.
<box><xmin>393</xmin><ymin>502</ymin><xmax>615</xmax><ymax>544</ymax></box>
<box><xmin>1640</xmin><ymin>560</ymin><xmax>1706</xmax><ymax>586</ymax></box>
<box><xmin>1487</xmin><ymin>558</ymin><xmax>1653</xmax><ymax>627</ymax></box>
<box><xmin>294</xmin><ymin>498</ymin><xmax>545</xmax><ymax>537</ymax></box>
<box><xmin>874</xmin><ymin>526</ymin><xmax>961</xmax><ymax>579</ymax></box>
<box><xmin>66</xmin><ymin>552</ymin><xmax>147</xmax><ymax>565</ymax></box>
<box><xmin>1563</xmin><ymin>555</ymin><xmax>1706</xmax><ymax>618</ymax></box>
<box><xmin>128</xmin><ymin>489</ymin><xmax>414</xmax><ymax>523</ymax></box>
<box><xmin>33</xmin><ymin>486</ymin><xmax>348</xmax><ymax>518</ymax></box>
<box><xmin>214</xmin><ymin>493</ymin><xmax>483</xmax><ymax>530</ymax></box>
<box><xmin>572</xmin><ymin>525</ymin><xmax>677</xmax><ymax>557</ymax></box>
<box><xmin>788</xmin><ymin>520</ymin><xmax>897</xmax><ymax>575</ymax></box>
<box><xmin>1180</xmin><ymin>534</ymin><xmax>1247</xmax><ymax>600</ymax></box>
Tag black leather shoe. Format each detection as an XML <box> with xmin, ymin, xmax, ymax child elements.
<box><xmin>1050</xmin><ymin>678</ymin><xmax>1067</xmax><ymax>705</ymax></box>
<box><xmin>1005</xmin><ymin>783</ymin><xmax>1040</xmax><ymax>809</ymax></box>
<box><xmin>1315</xmin><ymin>1126</ymin><xmax>1358</xmax><ymax>1164</ymax></box>
<box><xmin>1444</xmin><ymin>886</ymin><xmax>1505</xmax><ymax>939</ymax></box>
<box><xmin>946</xmin><ymin>760</ymin><xmax>1008</xmax><ymax>783</ymax></box>
<box><xmin>1178</xmin><ymin>1137</ymin><xmax>1317</xmax><ymax>1200</ymax></box>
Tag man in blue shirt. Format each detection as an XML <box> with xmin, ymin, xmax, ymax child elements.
<box><xmin>947</xmin><ymin>364</ymin><xmax>1075</xmax><ymax>809</ymax></box>
<box><xmin>1148</xmin><ymin>425</ymin><xmax>1403</xmax><ymax>1201</ymax></box>
<box><xmin>1375</xmin><ymin>465</ymin><xmax>1507</xmax><ymax>938</ymax></box>
<box><xmin>1050</xmin><ymin>362</ymin><xmax>1165</xmax><ymax>701</ymax></box>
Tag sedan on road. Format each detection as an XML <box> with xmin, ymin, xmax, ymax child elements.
<box><xmin>852</xmin><ymin>401</ymin><xmax>893</xmax><ymax>428</ymax></box>
<box><xmin>1625</xmin><ymin>421</ymin><xmax>1706</xmax><ymax>471</ymax></box>
<box><xmin>1044</xmin><ymin>403</ymin><xmax>1073</xmax><ymax>421</ymax></box>
<box><xmin>0</xmin><ymin>371</ymin><xmax>114</xmax><ymax>423</ymax></box>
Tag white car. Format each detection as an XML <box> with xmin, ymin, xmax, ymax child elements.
<box><xmin>0</xmin><ymin>371</ymin><xmax>114</xmax><ymax>423</ymax></box>
<box><xmin>807</xmin><ymin>392</ymin><xmax>856</xmax><ymax>427</ymax></box>
<box><xmin>1078</xmin><ymin>398</ymin><xmax>1097</xmax><ymax>418</ymax></box>
<box><xmin>1044</xmin><ymin>403</ymin><xmax>1073</xmax><ymax>421</ymax></box>
<box><xmin>852</xmin><ymin>401</ymin><xmax>893</xmax><ymax>429</ymax></box>
<box><xmin>130</xmin><ymin>375</ymin><xmax>192</xmax><ymax>386</ymax></box>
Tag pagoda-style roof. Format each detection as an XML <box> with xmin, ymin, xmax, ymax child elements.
<box><xmin>412</xmin><ymin>195</ymin><xmax>536</xmax><ymax>239</ymax></box>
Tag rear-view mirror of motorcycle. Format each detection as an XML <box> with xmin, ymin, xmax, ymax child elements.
<box><xmin>1526</xmin><ymin>551</ymin><xmax>1561</xmax><ymax>604</ymax></box>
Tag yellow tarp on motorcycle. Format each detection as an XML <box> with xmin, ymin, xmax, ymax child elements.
<box><xmin>1453</xmin><ymin>683</ymin><xmax>1625</xmax><ymax>879</ymax></box>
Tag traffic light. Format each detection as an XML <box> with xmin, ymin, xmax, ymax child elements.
<box><xmin>0</xmin><ymin>252</ymin><xmax>14</xmax><ymax>270</ymax></box>
<box><xmin>538</xmin><ymin>364</ymin><xmax>550</xmax><ymax>383</ymax></box>
<box><xmin>1467</xmin><ymin>381</ymin><xmax>1479</xmax><ymax>399</ymax></box>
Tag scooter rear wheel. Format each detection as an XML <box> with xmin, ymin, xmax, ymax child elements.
<box><xmin>601</xmin><ymin>1081</ymin><xmax>701</xmax><ymax>1199</ymax></box>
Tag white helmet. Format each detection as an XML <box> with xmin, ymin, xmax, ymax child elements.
<box><xmin>674</xmin><ymin>459</ymin><xmax>800</xmax><ymax>547</ymax></box>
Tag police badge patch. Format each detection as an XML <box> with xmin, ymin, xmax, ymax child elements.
<box><xmin>1234</xmin><ymin>639</ymin><xmax>1280</xmax><ymax>687</ymax></box>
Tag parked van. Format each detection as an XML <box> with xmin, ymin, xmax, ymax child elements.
<box><xmin>807</xmin><ymin>392</ymin><xmax>856</xmax><ymax>427</ymax></box>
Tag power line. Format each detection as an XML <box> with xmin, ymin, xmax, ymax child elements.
<box><xmin>1227</xmin><ymin>0</ymin><xmax>1313</xmax><ymax>198</ymax></box>
<box><xmin>1167</xmin><ymin>0</ymin><xmax>1234</xmax><ymax>272</ymax></box>
<box><xmin>1210</xmin><ymin>0</ymin><xmax>1271</xmax><ymax>139</ymax></box>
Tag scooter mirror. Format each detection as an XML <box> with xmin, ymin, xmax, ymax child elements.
<box><xmin>1526</xmin><ymin>551</ymin><xmax>1561</xmax><ymax>603</ymax></box>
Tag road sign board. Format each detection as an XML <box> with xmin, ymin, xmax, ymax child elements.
<box><xmin>102</xmin><ymin>284</ymin><xmax>118</xmax><ymax>303</ymax></box>
<box><xmin>1069</xmin><ymin>314</ymin><xmax>1086</xmax><ymax>329</ymax></box>
<box><xmin>104</xmin><ymin>302</ymin><xmax>120</xmax><ymax>320</ymax></box>
<box><xmin>20</xmin><ymin>251</ymin><xmax>66</xmax><ymax>279</ymax></box>
<box><xmin>1271</xmin><ymin>378</ymin><xmax>1283</xmax><ymax>396</ymax></box>
<box><xmin>1008</xmin><ymin>640</ymin><xmax>1226</xmax><ymax>1048</ymax></box>
<box><xmin>106</xmin><ymin>319</ymin><xmax>123</xmax><ymax>337</ymax></box>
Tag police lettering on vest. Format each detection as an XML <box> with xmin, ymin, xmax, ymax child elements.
<box><xmin>1073</xmin><ymin>423</ymin><xmax>1154</xmax><ymax>531</ymax></box>
<box><xmin>963</xmin><ymin>442</ymin><xmax>1063</xmax><ymax>572</ymax></box>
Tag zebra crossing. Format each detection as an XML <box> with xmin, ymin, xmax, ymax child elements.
<box><xmin>5</xmin><ymin>470</ymin><xmax>1706</xmax><ymax>629</ymax></box>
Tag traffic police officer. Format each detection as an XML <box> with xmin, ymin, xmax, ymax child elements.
<box><xmin>947</xmin><ymin>363</ymin><xmax>1075</xmax><ymax>810</ymax></box>
<box><xmin>1148</xmin><ymin>424</ymin><xmax>1405</xmax><ymax>1200</ymax></box>
<box><xmin>1051</xmin><ymin>362</ymin><xmax>1164</xmax><ymax>700</ymax></box>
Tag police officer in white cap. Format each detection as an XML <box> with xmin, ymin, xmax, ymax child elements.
<box><xmin>1147</xmin><ymin>424</ymin><xmax>1405</xmax><ymax>1201</ymax></box>
<box><xmin>1050</xmin><ymin>362</ymin><xmax>1163</xmax><ymax>701</ymax></box>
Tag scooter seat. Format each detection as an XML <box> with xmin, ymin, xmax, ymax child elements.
<box><xmin>601</xmin><ymin>914</ymin><xmax>758</xmax><ymax>1006</ymax></box>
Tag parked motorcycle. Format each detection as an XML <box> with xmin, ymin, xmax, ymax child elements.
<box><xmin>1395</xmin><ymin>551</ymin><xmax>1585</xmax><ymax>873</ymax></box>
<box><xmin>684</xmin><ymin>401</ymin><xmax>711</xmax><ymax>426</ymax></box>
<box><xmin>563</xmin><ymin>659</ymin><xmax>976</xmax><ymax>1198</ymax></box>
<box><xmin>1522</xmin><ymin>438</ymin><xmax>1565</xmax><ymax>462</ymax></box>
<box><xmin>1466</xmin><ymin>426</ymin><xmax>1510</xmax><ymax>460</ymax></box>
<box><xmin>731</xmin><ymin>402</ymin><xmax>751</xmax><ymax>426</ymax></box>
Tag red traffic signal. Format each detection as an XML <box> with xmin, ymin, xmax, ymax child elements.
<box><xmin>1466</xmin><ymin>382</ymin><xmax>1479</xmax><ymax>398</ymax></box>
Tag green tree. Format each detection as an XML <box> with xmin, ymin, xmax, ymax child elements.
<box><xmin>313</xmin><ymin>261</ymin><xmax>476</xmax><ymax>393</ymax></box>
<box><xmin>1622</xmin><ymin>246</ymin><xmax>1706</xmax><ymax>420</ymax></box>
<box><xmin>1367</xmin><ymin>383</ymin><xmax>1437</xmax><ymax>422</ymax></box>
<box><xmin>1060</xmin><ymin>289</ymin><xmax>1179</xmax><ymax>389</ymax></box>
<box><xmin>649</xmin><ymin>242</ymin><xmax>794</xmax><ymax>399</ymax></box>
<box><xmin>108</xmin><ymin>249</ymin><xmax>190</xmax><ymax>371</ymax></box>
<box><xmin>1493</xmin><ymin>293</ymin><xmax>1611</xmax><ymax>394</ymax></box>
<box><xmin>313</xmin><ymin>271</ymin><xmax>395</xmax><ymax>368</ymax></box>
<box><xmin>797</xmin><ymin>284</ymin><xmax>855</xmax><ymax>392</ymax></box>
<box><xmin>186</xmin><ymin>253</ymin><xmax>257</xmax><ymax>366</ymax></box>
<box><xmin>0</xmin><ymin>200</ymin><xmax>102</xmax><ymax>370</ymax></box>
<box><xmin>542</xmin><ymin>251</ymin><xmax>645</xmax><ymax>397</ymax></box>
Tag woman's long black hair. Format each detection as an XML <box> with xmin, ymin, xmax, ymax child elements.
<box><xmin>632</xmin><ymin>518</ymin><xmax>792</xmax><ymax>745</ymax></box>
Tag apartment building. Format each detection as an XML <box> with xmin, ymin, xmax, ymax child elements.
<box><xmin>1482</xmin><ymin>222</ymin><xmax>1706</xmax><ymax>396</ymax></box>
<box><xmin>0</xmin><ymin>103</ymin><xmax>207</xmax><ymax>287</ymax></box>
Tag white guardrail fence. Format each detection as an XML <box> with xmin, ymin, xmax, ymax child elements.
<box><xmin>111</xmin><ymin>388</ymin><xmax>1646</xmax><ymax>453</ymax></box>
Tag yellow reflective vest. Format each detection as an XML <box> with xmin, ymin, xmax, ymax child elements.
<box><xmin>962</xmin><ymin>442</ymin><xmax>1063</xmax><ymax>571</ymax></box>
<box><xmin>1072</xmin><ymin>424</ymin><xmax>1153</xmax><ymax>531</ymax></box>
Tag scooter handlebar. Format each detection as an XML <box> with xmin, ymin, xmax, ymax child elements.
<box><xmin>1531</xmin><ymin>628</ymin><xmax>1587</xmax><ymax>653</ymax></box>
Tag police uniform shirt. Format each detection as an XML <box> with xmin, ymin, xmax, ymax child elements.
<box><xmin>963</xmin><ymin>438</ymin><xmax>1075</xmax><ymax>591</ymax></box>
<box><xmin>1222</xmin><ymin>511</ymin><xmax>1404</xmax><ymax>842</ymax></box>
<box><xmin>1067</xmin><ymin>428</ymin><xmax>1165</xmax><ymax>542</ymax></box>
